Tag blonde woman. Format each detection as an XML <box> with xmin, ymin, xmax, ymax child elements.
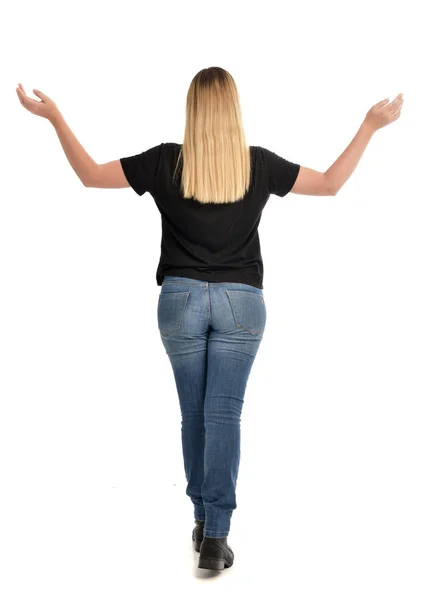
<box><xmin>16</xmin><ymin>68</ymin><xmax>403</xmax><ymax>571</ymax></box>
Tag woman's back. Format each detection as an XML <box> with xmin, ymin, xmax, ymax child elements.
<box><xmin>120</xmin><ymin>142</ymin><xmax>300</xmax><ymax>289</ymax></box>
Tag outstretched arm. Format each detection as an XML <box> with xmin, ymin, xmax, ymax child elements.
<box><xmin>16</xmin><ymin>83</ymin><xmax>129</xmax><ymax>189</ymax></box>
<box><xmin>292</xmin><ymin>121</ymin><xmax>375</xmax><ymax>197</ymax></box>
<box><xmin>291</xmin><ymin>94</ymin><xmax>404</xmax><ymax>196</ymax></box>
<box><xmin>50</xmin><ymin>111</ymin><xmax>102</xmax><ymax>187</ymax></box>
<box><xmin>51</xmin><ymin>113</ymin><xmax>129</xmax><ymax>189</ymax></box>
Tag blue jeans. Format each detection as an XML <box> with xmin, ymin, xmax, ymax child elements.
<box><xmin>157</xmin><ymin>275</ymin><xmax>267</xmax><ymax>538</ymax></box>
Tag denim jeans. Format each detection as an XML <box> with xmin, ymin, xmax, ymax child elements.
<box><xmin>157</xmin><ymin>275</ymin><xmax>266</xmax><ymax>538</ymax></box>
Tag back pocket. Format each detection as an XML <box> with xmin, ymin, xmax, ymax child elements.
<box><xmin>226</xmin><ymin>290</ymin><xmax>266</xmax><ymax>335</ymax></box>
<box><xmin>157</xmin><ymin>290</ymin><xmax>191</xmax><ymax>337</ymax></box>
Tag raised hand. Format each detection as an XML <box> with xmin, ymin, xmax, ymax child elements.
<box><xmin>16</xmin><ymin>83</ymin><xmax>60</xmax><ymax>122</ymax></box>
<box><xmin>364</xmin><ymin>94</ymin><xmax>404</xmax><ymax>132</ymax></box>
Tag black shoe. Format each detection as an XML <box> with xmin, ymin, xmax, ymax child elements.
<box><xmin>198</xmin><ymin>536</ymin><xmax>234</xmax><ymax>570</ymax></box>
<box><xmin>192</xmin><ymin>520</ymin><xmax>205</xmax><ymax>552</ymax></box>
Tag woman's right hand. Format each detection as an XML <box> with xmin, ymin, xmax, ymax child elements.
<box><xmin>364</xmin><ymin>94</ymin><xmax>404</xmax><ymax>132</ymax></box>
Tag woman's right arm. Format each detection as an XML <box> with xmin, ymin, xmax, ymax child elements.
<box><xmin>291</xmin><ymin>94</ymin><xmax>404</xmax><ymax>196</ymax></box>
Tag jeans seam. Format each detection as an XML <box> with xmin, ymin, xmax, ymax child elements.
<box><xmin>207</xmin><ymin>286</ymin><xmax>211</xmax><ymax>328</ymax></box>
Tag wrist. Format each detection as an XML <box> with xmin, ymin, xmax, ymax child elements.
<box><xmin>49</xmin><ymin>110</ymin><xmax>63</xmax><ymax>128</ymax></box>
<box><xmin>361</xmin><ymin>118</ymin><xmax>376</xmax><ymax>137</ymax></box>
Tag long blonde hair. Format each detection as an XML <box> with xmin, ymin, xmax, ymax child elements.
<box><xmin>173</xmin><ymin>67</ymin><xmax>251</xmax><ymax>204</ymax></box>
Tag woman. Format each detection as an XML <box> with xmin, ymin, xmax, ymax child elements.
<box><xmin>16</xmin><ymin>68</ymin><xmax>403</xmax><ymax>571</ymax></box>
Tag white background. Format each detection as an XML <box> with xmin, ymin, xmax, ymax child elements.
<box><xmin>1</xmin><ymin>0</ymin><xmax>426</xmax><ymax>597</ymax></box>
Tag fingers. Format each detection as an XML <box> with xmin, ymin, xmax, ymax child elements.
<box><xmin>389</xmin><ymin>93</ymin><xmax>404</xmax><ymax>109</ymax></box>
<box><xmin>17</xmin><ymin>83</ymin><xmax>34</xmax><ymax>107</ymax></box>
<box><xmin>374</xmin><ymin>98</ymin><xmax>389</xmax><ymax>109</ymax></box>
<box><xmin>16</xmin><ymin>86</ymin><xmax>28</xmax><ymax>109</ymax></box>
<box><xmin>389</xmin><ymin>94</ymin><xmax>404</xmax><ymax>117</ymax></box>
<box><xmin>16</xmin><ymin>86</ymin><xmax>29</xmax><ymax>107</ymax></box>
<box><xmin>391</xmin><ymin>97</ymin><xmax>404</xmax><ymax>120</ymax></box>
<box><xmin>377</xmin><ymin>93</ymin><xmax>403</xmax><ymax>124</ymax></box>
<box><xmin>16</xmin><ymin>85</ymin><xmax>40</xmax><ymax>114</ymax></box>
<box><xmin>33</xmin><ymin>89</ymin><xmax>48</xmax><ymax>102</ymax></box>
<box><xmin>374</xmin><ymin>93</ymin><xmax>404</xmax><ymax>111</ymax></box>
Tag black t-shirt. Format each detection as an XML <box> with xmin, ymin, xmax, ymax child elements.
<box><xmin>120</xmin><ymin>143</ymin><xmax>300</xmax><ymax>289</ymax></box>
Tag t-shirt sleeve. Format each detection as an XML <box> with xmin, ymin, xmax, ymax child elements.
<box><xmin>119</xmin><ymin>143</ymin><xmax>163</xmax><ymax>196</ymax></box>
<box><xmin>263</xmin><ymin>147</ymin><xmax>300</xmax><ymax>197</ymax></box>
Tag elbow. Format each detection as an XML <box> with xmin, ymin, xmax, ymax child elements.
<box><xmin>83</xmin><ymin>166</ymin><xmax>100</xmax><ymax>188</ymax></box>
<box><xmin>324</xmin><ymin>186</ymin><xmax>337</xmax><ymax>196</ymax></box>
<box><xmin>323</xmin><ymin>173</ymin><xmax>338</xmax><ymax>196</ymax></box>
<box><xmin>327</xmin><ymin>182</ymin><xmax>338</xmax><ymax>196</ymax></box>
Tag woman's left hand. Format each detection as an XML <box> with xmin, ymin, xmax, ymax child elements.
<box><xmin>16</xmin><ymin>83</ymin><xmax>60</xmax><ymax>122</ymax></box>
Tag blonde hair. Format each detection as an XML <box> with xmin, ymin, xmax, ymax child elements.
<box><xmin>173</xmin><ymin>67</ymin><xmax>251</xmax><ymax>204</ymax></box>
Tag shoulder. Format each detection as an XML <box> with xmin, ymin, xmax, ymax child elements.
<box><xmin>255</xmin><ymin>145</ymin><xmax>293</xmax><ymax>168</ymax></box>
<box><xmin>158</xmin><ymin>142</ymin><xmax>181</xmax><ymax>157</ymax></box>
<box><xmin>162</xmin><ymin>142</ymin><xmax>182</xmax><ymax>149</ymax></box>
<box><xmin>142</xmin><ymin>142</ymin><xmax>180</xmax><ymax>154</ymax></box>
<box><xmin>255</xmin><ymin>145</ymin><xmax>274</xmax><ymax>159</ymax></box>
<box><xmin>250</xmin><ymin>145</ymin><xmax>270</xmax><ymax>169</ymax></box>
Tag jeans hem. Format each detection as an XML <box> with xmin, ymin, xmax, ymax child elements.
<box><xmin>203</xmin><ymin>530</ymin><xmax>230</xmax><ymax>538</ymax></box>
